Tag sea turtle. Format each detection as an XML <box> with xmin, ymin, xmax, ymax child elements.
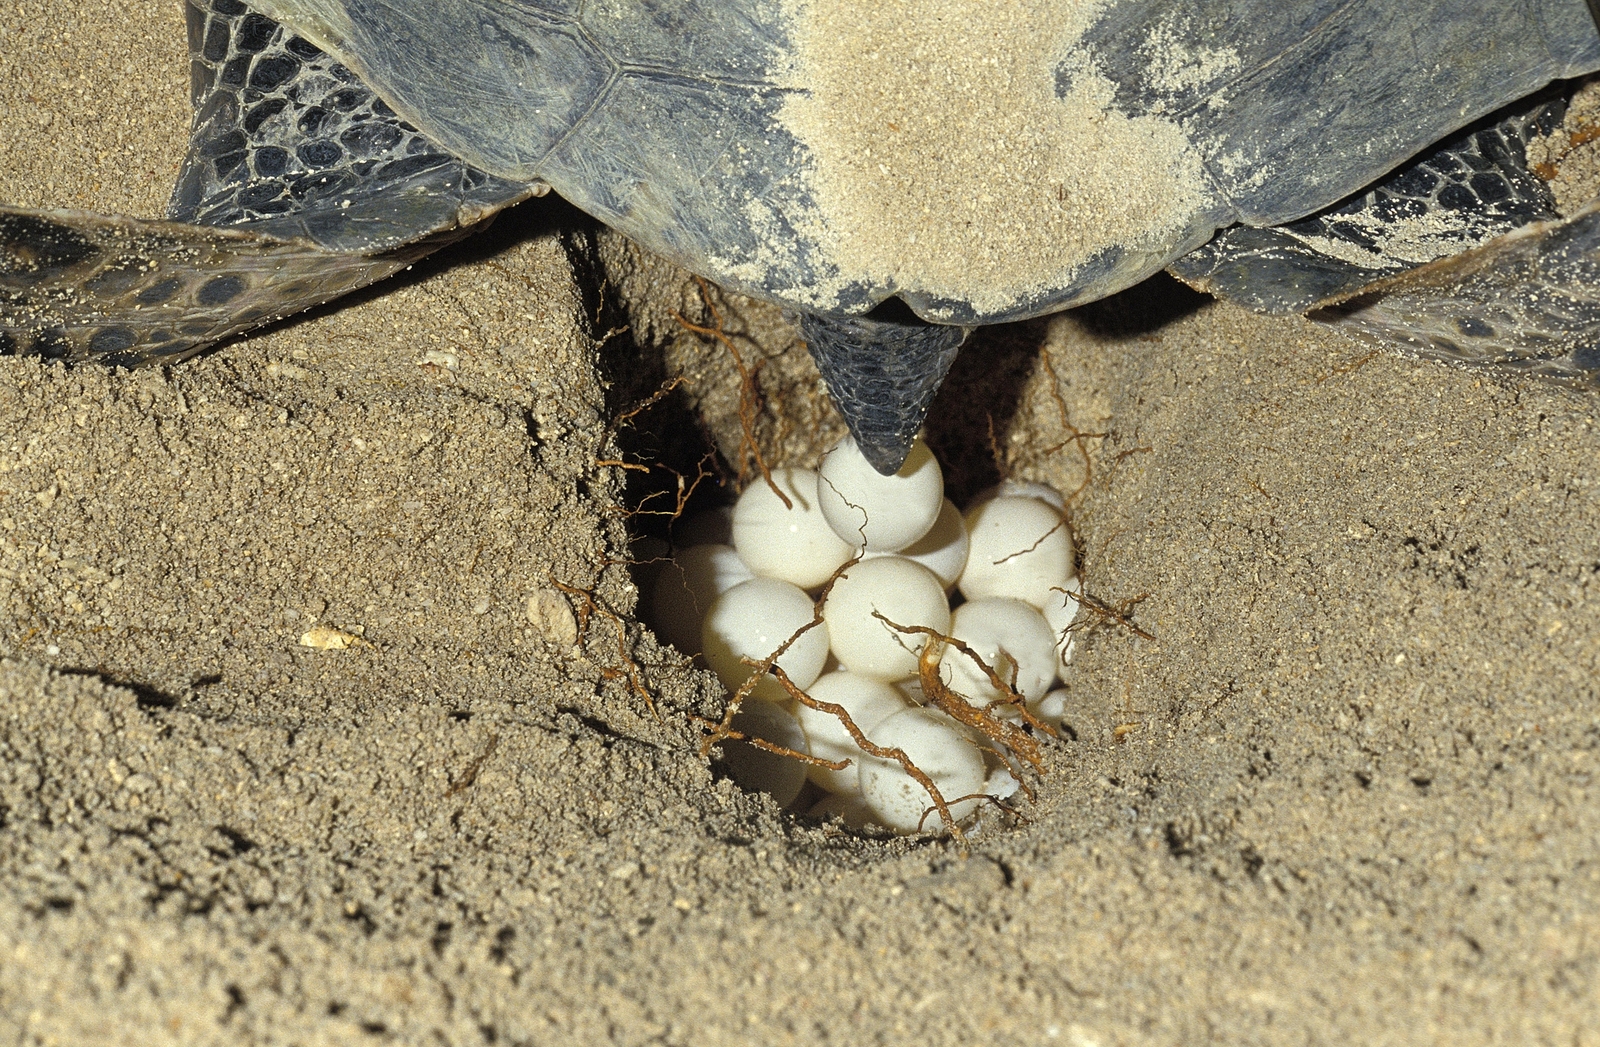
<box><xmin>5</xmin><ymin>0</ymin><xmax>1600</xmax><ymax>474</ymax></box>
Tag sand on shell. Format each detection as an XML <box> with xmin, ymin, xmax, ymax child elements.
<box><xmin>1</xmin><ymin>4</ymin><xmax>1598</xmax><ymax>1045</ymax></box>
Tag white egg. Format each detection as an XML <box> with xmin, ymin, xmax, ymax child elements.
<box><xmin>984</xmin><ymin>763</ymin><xmax>1023</xmax><ymax>801</ymax></box>
<box><xmin>974</xmin><ymin>479</ymin><xmax>1066</xmax><ymax>511</ymax></box>
<box><xmin>731</xmin><ymin>467</ymin><xmax>856</xmax><ymax>589</ymax></box>
<box><xmin>938</xmin><ymin>597</ymin><xmax>1059</xmax><ymax>709</ymax></box>
<box><xmin>702</xmin><ymin>577</ymin><xmax>829</xmax><ymax>692</ymax></box>
<box><xmin>865</xmin><ymin>497</ymin><xmax>968</xmax><ymax>590</ymax></box>
<box><xmin>821</xmin><ymin>557</ymin><xmax>951</xmax><ymax>681</ymax></box>
<box><xmin>817</xmin><ymin>435</ymin><xmax>944</xmax><ymax>552</ymax></box>
<box><xmin>960</xmin><ymin>495</ymin><xmax>1075</xmax><ymax>609</ymax></box>
<box><xmin>895</xmin><ymin>677</ymin><xmax>928</xmax><ymax>706</ymax></box>
<box><xmin>794</xmin><ymin>671</ymin><xmax>910</xmax><ymax>793</ymax></box>
<box><xmin>1040</xmin><ymin>576</ymin><xmax>1084</xmax><ymax>668</ymax></box>
<box><xmin>720</xmin><ymin>701</ymin><xmax>809</xmax><ymax>808</ymax></box>
<box><xmin>857</xmin><ymin>708</ymin><xmax>987</xmax><ymax>833</ymax></box>
<box><xmin>1028</xmin><ymin>687</ymin><xmax>1075</xmax><ymax>728</ymax></box>
<box><xmin>650</xmin><ymin>543</ymin><xmax>753</xmax><ymax>655</ymax></box>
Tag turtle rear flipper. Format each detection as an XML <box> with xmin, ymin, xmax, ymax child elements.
<box><xmin>0</xmin><ymin>205</ymin><xmax>440</xmax><ymax>365</ymax></box>
<box><xmin>1171</xmin><ymin>96</ymin><xmax>1567</xmax><ymax>313</ymax></box>
<box><xmin>1171</xmin><ymin>88</ymin><xmax>1600</xmax><ymax>386</ymax></box>
<box><xmin>0</xmin><ymin>0</ymin><xmax>538</xmax><ymax>365</ymax></box>
<box><xmin>1310</xmin><ymin>203</ymin><xmax>1600</xmax><ymax>386</ymax></box>
<box><xmin>171</xmin><ymin>0</ymin><xmax>536</xmax><ymax>252</ymax></box>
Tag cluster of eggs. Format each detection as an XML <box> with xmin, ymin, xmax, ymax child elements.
<box><xmin>651</xmin><ymin>436</ymin><xmax>1081</xmax><ymax>832</ymax></box>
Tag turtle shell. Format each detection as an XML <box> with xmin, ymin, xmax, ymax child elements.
<box><xmin>254</xmin><ymin>0</ymin><xmax>1600</xmax><ymax>324</ymax></box>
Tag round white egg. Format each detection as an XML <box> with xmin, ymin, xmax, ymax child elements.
<box><xmin>702</xmin><ymin>577</ymin><xmax>829</xmax><ymax>692</ymax></box>
<box><xmin>984</xmin><ymin>762</ymin><xmax>1023</xmax><ymax>801</ymax></box>
<box><xmin>939</xmin><ymin>597</ymin><xmax>1059</xmax><ymax>708</ymax></box>
<box><xmin>960</xmin><ymin>495</ymin><xmax>1075</xmax><ymax>609</ymax></box>
<box><xmin>857</xmin><ymin>708</ymin><xmax>987</xmax><ymax>833</ymax></box>
<box><xmin>821</xmin><ymin>557</ymin><xmax>951</xmax><ymax>681</ymax></box>
<box><xmin>731</xmin><ymin>467</ymin><xmax>856</xmax><ymax>589</ymax></box>
<box><xmin>866</xmin><ymin>497</ymin><xmax>968</xmax><ymax>591</ymax></box>
<box><xmin>651</xmin><ymin>543</ymin><xmax>753</xmax><ymax>655</ymax></box>
<box><xmin>794</xmin><ymin>671</ymin><xmax>910</xmax><ymax>793</ymax></box>
<box><xmin>720</xmin><ymin>701</ymin><xmax>809</xmax><ymax>808</ymax></box>
<box><xmin>974</xmin><ymin>479</ymin><xmax>1066</xmax><ymax>511</ymax></box>
<box><xmin>895</xmin><ymin>677</ymin><xmax>928</xmax><ymax>706</ymax></box>
<box><xmin>817</xmin><ymin>435</ymin><xmax>944</xmax><ymax>552</ymax></box>
<box><xmin>1028</xmin><ymin>687</ymin><xmax>1075</xmax><ymax>728</ymax></box>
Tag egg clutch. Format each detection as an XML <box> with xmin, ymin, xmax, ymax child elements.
<box><xmin>651</xmin><ymin>435</ymin><xmax>1082</xmax><ymax>833</ymax></box>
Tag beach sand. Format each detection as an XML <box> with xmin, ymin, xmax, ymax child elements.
<box><xmin>2</xmin><ymin>5</ymin><xmax>1597</xmax><ymax>1044</ymax></box>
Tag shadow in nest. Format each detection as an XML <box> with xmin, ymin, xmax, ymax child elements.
<box><xmin>1070</xmin><ymin>271</ymin><xmax>1212</xmax><ymax>339</ymax></box>
<box><xmin>560</xmin><ymin>217</ymin><xmax>733</xmax><ymax>550</ymax></box>
<box><xmin>923</xmin><ymin>273</ymin><xmax>1211</xmax><ymax>503</ymax></box>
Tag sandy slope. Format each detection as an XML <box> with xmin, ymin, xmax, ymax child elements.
<box><xmin>1</xmin><ymin>4</ymin><xmax>1597</xmax><ymax>1044</ymax></box>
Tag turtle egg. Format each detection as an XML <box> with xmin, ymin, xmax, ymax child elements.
<box><xmin>817</xmin><ymin>435</ymin><xmax>944</xmax><ymax>552</ymax></box>
<box><xmin>721</xmin><ymin>701</ymin><xmax>810</xmax><ymax>808</ymax></box>
<box><xmin>821</xmin><ymin>557</ymin><xmax>951</xmax><ymax>681</ymax></box>
<box><xmin>651</xmin><ymin>543</ymin><xmax>753</xmax><ymax>655</ymax></box>
<box><xmin>702</xmin><ymin>577</ymin><xmax>829</xmax><ymax>692</ymax></box>
<box><xmin>857</xmin><ymin>708</ymin><xmax>987</xmax><ymax>832</ymax></box>
<box><xmin>974</xmin><ymin>479</ymin><xmax>1066</xmax><ymax>511</ymax></box>
<box><xmin>1028</xmin><ymin>687</ymin><xmax>1075</xmax><ymax>728</ymax></box>
<box><xmin>732</xmin><ymin>466</ymin><xmax>856</xmax><ymax>589</ymax></box>
<box><xmin>960</xmin><ymin>495</ymin><xmax>1075</xmax><ymax>609</ymax></box>
<box><xmin>939</xmin><ymin>598</ymin><xmax>1059</xmax><ymax>708</ymax></box>
<box><xmin>866</xmin><ymin>496</ymin><xmax>968</xmax><ymax>590</ymax></box>
<box><xmin>795</xmin><ymin>671</ymin><xmax>910</xmax><ymax>793</ymax></box>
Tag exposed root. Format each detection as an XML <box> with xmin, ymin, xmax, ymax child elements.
<box><xmin>695</xmin><ymin>553</ymin><xmax>860</xmax><ymax>754</ymax></box>
<box><xmin>871</xmin><ymin>613</ymin><xmax>1057</xmax><ymax>775</ymax></box>
<box><xmin>989</xmin><ymin>515</ymin><xmax>1068</xmax><ymax>566</ymax></box>
<box><xmin>917</xmin><ymin>792</ymin><xmax>1021</xmax><ymax>834</ymax></box>
<box><xmin>1060</xmin><ymin>586</ymin><xmax>1155</xmax><ymax>643</ymax></box>
<box><xmin>986</xmin><ymin>413</ymin><xmax>1006</xmax><ymax>477</ymax></box>
<box><xmin>671</xmin><ymin>276</ymin><xmax>789</xmax><ymax>508</ymax></box>
<box><xmin>1037</xmin><ymin>345</ymin><xmax>1106</xmax><ymax>507</ymax></box>
<box><xmin>548</xmin><ymin>576</ymin><xmax>663</xmax><ymax>721</ymax></box>
<box><xmin>768</xmin><ymin>663</ymin><xmax>967</xmax><ymax>844</ymax></box>
<box><xmin>599</xmin><ymin>450</ymin><xmax>717</xmax><ymax>526</ymax></box>
<box><xmin>594</xmin><ymin>375</ymin><xmax>718</xmax><ymax>525</ymax></box>
<box><xmin>722</xmin><ymin>729</ymin><xmax>851</xmax><ymax>772</ymax></box>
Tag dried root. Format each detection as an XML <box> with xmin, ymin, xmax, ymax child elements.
<box><xmin>548</xmin><ymin>576</ymin><xmax>663</xmax><ymax>721</ymax></box>
<box><xmin>671</xmin><ymin>276</ymin><xmax>789</xmax><ymax>507</ymax></box>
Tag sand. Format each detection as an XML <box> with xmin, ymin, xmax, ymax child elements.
<box><xmin>2</xmin><ymin>4</ymin><xmax>1598</xmax><ymax>1045</ymax></box>
<box><xmin>775</xmin><ymin>0</ymin><xmax>1211</xmax><ymax>315</ymax></box>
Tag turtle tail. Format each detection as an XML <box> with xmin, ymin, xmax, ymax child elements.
<box><xmin>796</xmin><ymin>305</ymin><xmax>969</xmax><ymax>475</ymax></box>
